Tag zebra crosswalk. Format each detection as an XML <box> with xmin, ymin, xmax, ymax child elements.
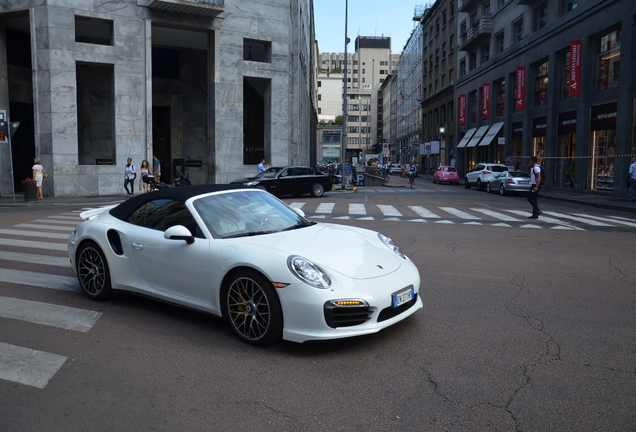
<box><xmin>0</xmin><ymin>209</ymin><xmax>100</xmax><ymax>389</ymax></box>
<box><xmin>288</xmin><ymin>202</ymin><xmax>636</xmax><ymax>231</ymax></box>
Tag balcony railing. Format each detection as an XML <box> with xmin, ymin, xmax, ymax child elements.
<box><xmin>458</xmin><ymin>17</ymin><xmax>492</xmax><ymax>51</ymax></box>
<box><xmin>458</xmin><ymin>0</ymin><xmax>480</xmax><ymax>13</ymax></box>
<box><xmin>148</xmin><ymin>0</ymin><xmax>224</xmax><ymax>18</ymax></box>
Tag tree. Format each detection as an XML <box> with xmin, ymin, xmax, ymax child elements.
<box><xmin>334</xmin><ymin>115</ymin><xmax>343</xmax><ymax>125</ymax></box>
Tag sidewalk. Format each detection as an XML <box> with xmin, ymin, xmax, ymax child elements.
<box><xmin>2</xmin><ymin>183</ymin><xmax>636</xmax><ymax>214</ymax></box>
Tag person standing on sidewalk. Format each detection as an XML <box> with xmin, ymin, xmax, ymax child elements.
<box><xmin>527</xmin><ymin>156</ymin><xmax>542</xmax><ymax>218</ymax></box>
<box><xmin>124</xmin><ymin>158</ymin><xmax>136</xmax><ymax>198</ymax></box>
<box><xmin>629</xmin><ymin>157</ymin><xmax>636</xmax><ymax>202</ymax></box>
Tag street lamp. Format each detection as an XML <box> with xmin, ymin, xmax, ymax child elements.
<box><xmin>340</xmin><ymin>0</ymin><xmax>349</xmax><ymax>190</ymax></box>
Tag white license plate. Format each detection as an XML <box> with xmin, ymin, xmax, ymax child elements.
<box><xmin>518</xmin><ymin>181</ymin><xmax>529</xmax><ymax>184</ymax></box>
<box><xmin>392</xmin><ymin>286</ymin><xmax>414</xmax><ymax>308</ymax></box>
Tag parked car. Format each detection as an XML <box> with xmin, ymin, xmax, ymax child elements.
<box><xmin>231</xmin><ymin>166</ymin><xmax>333</xmax><ymax>197</ymax></box>
<box><xmin>486</xmin><ymin>170</ymin><xmax>532</xmax><ymax>195</ymax></box>
<box><xmin>389</xmin><ymin>163</ymin><xmax>403</xmax><ymax>175</ymax></box>
<box><xmin>433</xmin><ymin>166</ymin><xmax>460</xmax><ymax>184</ymax></box>
<box><xmin>68</xmin><ymin>185</ymin><xmax>422</xmax><ymax>346</ymax></box>
<box><xmin>464</xmin><ymin>163</ymin><xmax>509</xmax><ymax>190</ymax></box>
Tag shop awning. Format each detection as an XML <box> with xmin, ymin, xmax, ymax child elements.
<box><xmin>465</xmin><ymin>125</ymin><xmax>489</xmax><ymax>147</ymax></box>
<box><xmin>478</xmin><ymin>122</ymin><xmax>505</xmax><ymax>146</ymax></box>
<box><xmin>456</xmin><ymin>128</ymin><xmax>476</xmax><ymax>148</ymax></box>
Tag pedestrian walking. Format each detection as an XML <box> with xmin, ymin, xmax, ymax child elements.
<box><xmin>152</xmin><ymin>155</ymin><xmax>161</xmax><ymax>182</ymax></box>
<box><xmin>258</xmin><ymin>158</ymin><xmax>267</xmax><ymax>174</ymax></box>
<box><xmin>32</xmin><ymin>158</ymin><xmax>46</xmax><ymax>200</ymax></box>
<box><xmin>140</xmin><ymin>159</ymin><xmax>150</xmax><ymax>193</ymax></box>
<box><xmin>629</xmin><ymin>157</ymin><xmax>636</xmax><ymax>202</ymax></box>
<box><xmin>527</xmin><ymin>156</ymin><xmax>542</xmax><ymax>218</ymax></box>
<box><xmin>124</xmin><ymin>158</ymin><xmax>136</xmax><ymax>198</ymax></box>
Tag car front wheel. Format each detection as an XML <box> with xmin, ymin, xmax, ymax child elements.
<box><xmin>224</xmin><ymin>270</ymin><xmax>283</xmax><ymax>346</ymax></box>
<box><xmin>486</xmin><ymin>182</ymin><xmax>492</xmax><ymax>193</ymax></box>
<box><xmin>464</xmin><ymin>178</ymin><xmax>470</xmax><ymax>189</ymax></box>
<box><xmin>311</xmin><ymin>182</ymin><xmax>325</xmax><ymax>197</ymax></box>
<box><xmin>76</xmin><ymin>241</ymin><xmax>113</xmax><ymax>300</ymax></box>
<box><xmin>499</xmin><ymin>183</ymin><xmax>507</xmax><ymax>196</ymax></box>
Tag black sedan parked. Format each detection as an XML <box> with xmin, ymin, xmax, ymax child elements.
<box><xmin>230</xmin><ymin>166</ymin><xmax>333</xmax><ymax>197</ymax></box>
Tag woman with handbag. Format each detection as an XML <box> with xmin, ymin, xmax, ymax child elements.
<box><xmin>32</xmin><ymin>158</ymin><xmax>45</xmax><ymax>200</ymax></box>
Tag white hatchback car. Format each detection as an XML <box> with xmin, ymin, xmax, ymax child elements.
<box><xmin>464</xmin><ymin>163</ymin><xmax>509</xmax><ymax>190</ymax></box>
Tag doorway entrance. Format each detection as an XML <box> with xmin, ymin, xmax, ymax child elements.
<box><xmin>9</xmin><ymin>102</ymin><xmax>35</xmax><ymax>192</ymax></box>
<box><xmin>152</xmin><ymin>106</ymin><xmax>171</xmax><ymax>183</ymax></box>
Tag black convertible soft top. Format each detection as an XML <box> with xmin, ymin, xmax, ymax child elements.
<box><xmin>109</xmin><ymin>184</ymin><xmax>250</xmax><ymax>221</ymax></box>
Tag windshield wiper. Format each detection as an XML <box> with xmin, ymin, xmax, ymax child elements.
<box><xmin>282</xmin><ymin>221</ymin><xmax>316</xmax><ymax>231</ymax></box>
<box><xmin>223</xmin><ymin>230</ymin><xmax>277</xmax><ymax>238</ymax></box>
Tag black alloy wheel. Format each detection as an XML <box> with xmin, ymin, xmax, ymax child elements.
<box><xmin>76</xmin><ymin>241</ymin><xmax>113</xmax><ymax>300</ymax></box>
<box><xmin>224</xmin><ymin>270</ymin><xmax>283</xmax><ymax>346</ymax></box>
<box><xmin>464</xmin><ymin>178</ymin><xmax>470</xmax><ymax>189</ymax></box>
<box><xmin>476</xmin><ymin>179</ymin><xmax>483</xmax><ymax>190</ymax></box>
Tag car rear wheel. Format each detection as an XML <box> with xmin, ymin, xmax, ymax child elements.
<box><xmin>311</xmin><ymin>182</ymin><xmax>325</xmax><ymax>197</ymax></box>
<box><xmin>499</xmin><ymin>183</ymin><xmax>507</xmax><ymax>196</ymax></box>
<box><xmin>476</xmin><ymin>179</ymin><xmax>483</xmax><ymax>190</ymax></box>
<box><xmin>76</xmin><ymin>241</ymin><xmax>113</xmax><ymax>300</ymax></box>
<box><xmin>224</xmin><ymin>270</ymin><xmax>283</xmax><ymax>346</ymax></box>
<box><xmin>464</xmin><ymin>178</ymin><xmax>470</xmax><ymax>189</ymax></box>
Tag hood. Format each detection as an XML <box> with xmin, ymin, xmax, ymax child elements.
<box><xmin>237</xmin><ymin>223</ymin><xmax>402</xmax><ymax>279</ymax></box>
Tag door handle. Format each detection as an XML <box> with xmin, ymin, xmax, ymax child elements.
<box><xmin>131</xmin><ymin>241</ymin><xmax>144</xmax><ymax>250</ymax></box>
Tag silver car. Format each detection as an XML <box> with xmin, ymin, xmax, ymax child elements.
<box><xmin>486</xmin><ymin>170</ymin><xmax>532</xmax><ymax>195</ymax></box>
<box><xmin>464</xmin><ymin>163</ymin><xmax>509</xmax><ymax>190</ymax></box>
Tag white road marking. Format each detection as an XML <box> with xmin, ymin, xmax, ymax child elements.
<box><xmin>32</xmin><ymin>219</ymin><xmax>81</xmax><ymax>225</ymax></box>
<box><xmin>0</xmin><ymin>229</ymin><xmax>69</xmax><ymax>240</ymax></box>
<box><xmin>471</xmin><ymin>208</ymin><xmax>522</xmax><ymax>221</ymax></box>
<box><xmin>0</xmin><ymin>269</ymin><xmax>79</xmax><ymax>292</ymax></box>
<box><xmin>47</xmin><ymin>216</ymin><xmax>81</xmax><ymax>220</ymax></box>
<box><xmin>0</xmin><ymin>238</ymin><xmax>68</xmax><ymax>251</ymax></box>
<box><xmin>289</xmin><ymin>202</ymin><xmax>305</xmax><ymax>209</ymax></box>
<box><xmin>315</xmin><ymin>203</ymin><xmax>335</xmax><ymax>213</ymax></box>
<box><xmin>0</xmin><ymin>251</ymin><xmax>69</xmax><ymax>267</ymax></box>
<box><xmin>0</xmin><ymin>296</ymin><xmax>101</xmax><ymax>332</ymax></box>
<box><xmin>14</xmin><ymin>224</ymin><xmax>75</xmax><ymax>232</ymax></box>
<box><xmin>349</xmin><ymin>203</ymin><xmax>366</xmax><ymax>215</ymax></box>
<box><xmin>439</xmin><ymin>207</ymin><xmax>482</xmax><ymax>220</ymax></box>
<box><xmin>408</xmin><ymin>206</ymin><xmax>441</xmax><ymax>218</ymax></box>
<box><xmin>0</xmin><ymin>342</ymin><xmax>67</xmax><ymax>389</ymax></box>
<box><xmin>505</xmin><ymin>210</ymin><xmax>584</xmax><ymax>230</ymax></box>
<box><xmin>574</xmin><ymin>214</ymin><xmax>636</xmax><ymax>227</ymax></box>
<box><xmin>377</xmin><ymin>205</ymin><xmax>402</xmax><ymax>217</ymax></box>
<box><xmin>543</xmin><ymin>211</ymin><xmax>612</xmax><ymax>226</ymax></box>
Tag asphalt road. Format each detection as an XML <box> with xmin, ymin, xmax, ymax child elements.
<box><xmin>1</xmin><ymin>182</ymin><xmax>635</xmax><ymax>431</ymax></box>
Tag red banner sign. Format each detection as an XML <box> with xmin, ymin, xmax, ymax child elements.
<box><xmin>515</xmin><ymin>67</ymin><xmax>526</xmax><ymax>111</ymax></box>
<box><xmin>569</xmin><ymin>40</ymin><xmax>582</xmax><ymax>96</ymax></box>
<box><xmin>482</xmin><ymin>83</ymin><xmax>490</xmax><ymax>119</ymax></box>
<box><xmin>459</xmin><ymin>94</ymin><xmax>467</xmax><ymax>126</ymax></box>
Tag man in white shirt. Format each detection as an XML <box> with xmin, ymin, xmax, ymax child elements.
<box><xmin>629</xmin><ymin>157</ymin><xmax>636</xmax><ymax>202</ymax></box>
<box><xmin>527</xmin><ymin>156</ymin><xmax>542</xmax><ymax>218</ymax></box>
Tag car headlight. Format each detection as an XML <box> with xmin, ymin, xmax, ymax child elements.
<box><xmin>378</xmin><ymin>233</ymin><xmax>406</xmax><ymax>259</ymax></box>
<box><xmin>244</xmin><ymin>181</ymin><xmax>260</xmax><ymax>186</ymax></box>
<box><xmin>287</xmin><ymin>256</ymin><xmax>331</xmax><ymax>288</ymax></box>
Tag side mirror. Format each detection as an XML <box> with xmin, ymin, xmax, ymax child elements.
<box><xmin>292</xmin><ymin>207</ymin><xmax>306</xmax><ymax>218</ymax></box>
<box><xmin>164</xmin><ymin>225</ymin><xmax>194</xmax><ymax>244</ymax></box>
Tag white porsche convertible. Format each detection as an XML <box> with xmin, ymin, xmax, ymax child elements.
<box><xmin>68</xmin><ymin>185</ymin><xmax>422</xmax><ymax>345</ymax></box>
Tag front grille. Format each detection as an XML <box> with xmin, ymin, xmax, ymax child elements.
<box><xmin>324</xmin><ymin>302</ymin><xmax>372</xmax><ymax>328</ymax></box>
<box><xmin>377</xmin><ymin>294</ymin><xmax>418</xmax><ymax>322</ymax></box>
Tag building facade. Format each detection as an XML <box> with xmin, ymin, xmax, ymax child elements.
<box><xmin>453</xmin><ymin>0</ymin><xmax>635</xmax><ymax>196</ymax></box>
<box><xmin>0</xmin><ymin>0</ymin><xmax>316</xmax><ymax>197</ymax></box>
<box><xmin>420</xmin><ymin>0</ymin><xmax>459</xmax><ymax>172</ymax></box>
<box><xmin>318</xmin><ymin>37</ymin><xmax>399</xmax><ymax>164</ymax></box>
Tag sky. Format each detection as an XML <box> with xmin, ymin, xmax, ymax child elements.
<box><xmin>313</xmin><ymin>0</ymin><xmax>421</xmax><ymax>54</ymax></box>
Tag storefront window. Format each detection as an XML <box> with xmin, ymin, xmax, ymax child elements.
<box><xmin>534</xmin><ymin>61</ymin><xmax>549</xmax><ymax>106</ymax></box>
<box><xmin>597</xmin><ymin>30</ymin><xmax>620</xmax><ymax>91</ymax></box>
<box><xmin>557</xmin><ymin>111</ymin><xmax>577</xmax><ymax>188</ymax></box>
<box><xmin>532</xmin><ymin>117</ymin><xmax>547</xmax><ymax>159</ymax></box>
<box><xmin>589</xmin><ymin>103</ymin><xmax>617</xmax><ymax>191</ymax></box>
<box><xmin>511</xmin><ymin>122</ymin><xmax>523</xmax><ymax>169</ymax></box>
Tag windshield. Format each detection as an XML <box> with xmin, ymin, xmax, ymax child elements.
<box><xmin>255</xmin><ymin>167</ymin><xmax>283</xmax><ymax>179</ymax></box>
<box><xmin>509</xmin><ymin>171</ymin><xmax>530</xmax><ymax>178</ymax></box>
<box><xmin>490</xmin><ymin>166</ymin><xmax>509</xmax><ymax>173</ymax></box>
<box><xmin>442</xmin><ymin>167</ymin><xmax>456</xmax><ymax>172</ymax></box>
<box><xmin>193</xmin><ymin>190</ymin><xmax>314</xmax><ymax>238</ymax></box>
